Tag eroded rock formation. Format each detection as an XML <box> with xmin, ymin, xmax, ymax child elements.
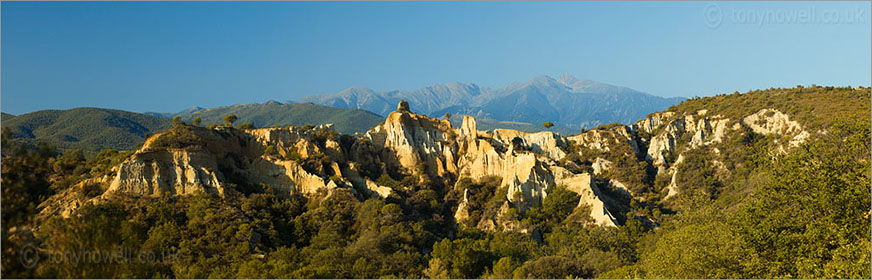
<box><xmin>43</xmin><ymin>101</ymin><xmax>812</xmax><ymax>231</ymax></box>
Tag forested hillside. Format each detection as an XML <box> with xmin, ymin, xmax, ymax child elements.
<box><xmin>1</xmin><ymin>86</ymin><xmax>869</xmax><ymax>279</ymax></box>
<box><xmin>176</xmin><ymin>101</ymin><xmax>383</xmax><ymax>135</ymax></box>
<box><xmin>1</xmin><ymin>108</ymin><xmax>171</xmax><ymax>154</ymax></box>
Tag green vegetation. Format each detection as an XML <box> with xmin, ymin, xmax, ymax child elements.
<box><xmin>1</xmin><ymin>86</ymin><xmax>869</xmax><ymax>278</ymax></box>
<box><xmin>607</xmin><ymin>116</ymin><xmax>871</xmax><ymax>278</ymax></box>
<box><xmin>542</xmin><ymin>121</ymin><xmax>554</xmax><ymax>129</ymax></box>
<box><xmin>1</xmin><ymin>108</ymin><xmax>171</xmax><ymax>154</ymax></box>
<box><xmin>667</xmin><ymin>85</ymin><xmax>869</xmax><ymax>131</ymax></box>
<box><xmin>224</xmin><ymin>114</ymin><xmax>238</xmax><ymax>126</ymax></box>
<box><xmin>183</xmin><ymin>102</ymin><xmax>383</xmax><ymax>134</ymax></box>
<box><xmin>148</xmin><ymin>125</ymin><xmax>204</xmax><ymax>150</ymax></box>
<box><xmin>3</xmin><ymin>103</ymin><xmax>385</xmax><ymax>154</ymax></box>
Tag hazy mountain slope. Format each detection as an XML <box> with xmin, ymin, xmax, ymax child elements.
<box><xmin>179</xmin><ymin>101</ymin><xmax>383</xmax><ymax>134</ymax></box>
<box><xmin>299</xmin><ymin>74</ymin><xmax>684</xmax><ymax>131</ymax></box>
<box><xmin>1</xmin><ymin>108</ymin><xmax>171</xmax><ymax>153</ymax></box>
<box><xmin>144</xmin><ymin>106</ymin><xmax>204</xmax><ymax>118</ymax></box>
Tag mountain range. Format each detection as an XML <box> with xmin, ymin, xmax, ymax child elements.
<box><xmin>298</xmin><ymin>74</ymin><xmax>685</xmax><ymax>133</ymax></box>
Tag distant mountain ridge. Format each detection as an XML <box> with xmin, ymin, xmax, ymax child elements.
<box><xmin>144</xmin><ymin>106</ymin><xmax>204</xmax><ymax>118</ymax></box>
<box><xmin>2</xmin><ymin>102</ymin><xmax>383</xmax><ymax>153</ymax></box>
<box><xmin>298</xmin><ymin>74</ymin><xmax>685</xmax><ymax>131</ymax></box>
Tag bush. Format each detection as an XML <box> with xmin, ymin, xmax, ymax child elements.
<box><xmin>513</xmin><ymin>256</ymin><xmax>590</xmax><ymax>279</ymax></box>
<box><xmin>149</xmin><ymin>126</ymin><xmax>203</xmax><ymax>149</ymax></box>
<box><xmin>541</xmin><ymin>122</ymin><xmax>554</xmax><ymax>129</ymax></box>
<box><xmin>224</xmin><ymin>114</ymin><xmax>238</xmax><ymax>126</ymax></box>
<box><xmin>264</xmin><ymin>145</ymin><xmax>278</xmax><ymax>157</ymax></box>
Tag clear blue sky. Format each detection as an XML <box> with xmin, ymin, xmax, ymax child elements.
<box><xmin>2</xmin><ymin>1</ymin><xmax>869</xmax><ymax>115</ymax></box>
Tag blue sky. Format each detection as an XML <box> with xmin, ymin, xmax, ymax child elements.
<box><xmin>2</xmin><ymin>1</ymin><xmax>869</xmax><ymax>115</ymax></box>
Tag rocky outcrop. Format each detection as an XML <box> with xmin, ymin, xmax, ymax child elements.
<box><xmin>491</xmin><ymin>129</ymin><xmax>567</xmax><ymax>160</ymax></box>
<box><xmin>102</xmin><ymin>125</ymin><xmax>356</xmax><ymax>200</ymax></box>
<box><xmin>568</xmin><ymin>126</ymin><xmax>638</xmax><ymax>156</ymax></box>
<box><xmin>742</xmin><ymin>109</ymin><xmax>809</xmax><ymax>148</ymax></box>
<box><xmin>645</xmin><ymin>118</ymin><xmax>684</xmax><ymax>167</ymax></box>
<box><xmin>459</xmin><ymin>115</ymin><xmax>478</xmax><ymax>138</ymax></box>
<box><xmin>630</xmin><ymin>107</ymin><xmax>813</xmax><ymax>199</ymax></box>
<box><xmin>364</xmin><ymin>180</ymin><xmax>393</xmax><ymax>199</ymax></box>
<box><xmin>454</xmin><ymin>189</ymin><xmax>471</xmax><ymax>223</ymax></box>
<box><xmin>551</xmin><ymin>167</ymin><xmax>617</xmax><ymax>227</ymax></box>
<box><xmin>106</xmin><ymin>149</ymin><xmax>225</xmax><ymax>196</ymax></box>
<box><xmin>60</xmin><ymin>99</ymin><xmax>819</xmax><ymax>232</ymax></box>
<box><xmin>248</xmin><ymin>158</ymin><xmax>338</xmax><ymax>195</ymax></box>
<box><xmin>634</xmin><ymin>112</ymin><xmax>675</xmax><ymax>135</ymax></box>
<box><xmin>663</xmin><ymin>153</ymin><xmax>685</xmax><ymax>199</ymax></box>
<box><xmin>500</xmin><ymin>150</ymin><xmax>553</xmax><ymax>208</ymax></box>
<box><xmin>591</xmin><ymin>158</ymin><xmax>613</xmax><ymax>175</ymax></box>
<box><xmin>74</xmin><ymin>102</ymin><xmax>624</xmax><ymax>230</ymax></box>
<box><xmin>367</xmin><ymin>109</ymin><xmax>458</xmax><ymax>177</ymax></box>
<box><xmin>609</xmin><ymin>179</ymin><xmax>632</xmax><ymax>198</ymax></box>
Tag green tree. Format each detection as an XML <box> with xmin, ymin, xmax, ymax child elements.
<box><xmin>1</xmin><ymin>133</ymin><xmax>55</xmax><ymax>278</ymax></box>
<box><xmin>637</xmin><ymin>222</ymin><xmax>756</xmax><ymax>278</ymax></box>
<box><xmin>492</xmin><ymin>257</ymin><xmax>519</xmax><ymax>279</ymax></box>
<box><xmin>525</xmin><ymin>185</ymin><xmax>580</xmax><ymax>233</ymax></box>
<box><xmin>733</xmin><ymin>117</ymin><xmax>871</xmax><ymax>279</ymax></box>
<box><xmin>542</xmin><ymin>122</ymin><xmax>554</xmax><ymax>129</ymax></box>
<box><xmin>224</xmin><ymin>114</ymin><xmax>238</xmax><ymax>126</ymax></box>
<box><xmin>397</xmin><ymin>99</ymin><xmax>410</xmax><ymax>111</ymax></box>
<box><xmin>193</xmin><ymin>117</ymin><xmax>202</xmax><ymax>126</ymax></box>
<box><xmin>513</xmin><ymin>256</ymin><xmax>590</xmax><ymax>279</ymax></box>
<box><xmin>172</xmin><ymin>116</ymin><xmax>182</xmax><ymax>127</ymax></box>
<box><xmin>431</xmin><ymin>238</ymin><xmax>492</xmax><ymax>278</ymax></box>
<box><xmin>53</xmin><ymin>149</ymin><xmax>85</xmax><ymax>175</ymax></box>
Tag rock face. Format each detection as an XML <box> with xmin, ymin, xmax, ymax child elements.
<box><xmin>591</xmin><ymin>158</ymin><xmax>613</xmax><ymax>175</ymax></box>
<box><xmin>551</xmin><ymin>167</ymin><xmax>618</xmax><ymax>227</ymax></box>
<box><xmin>367</xmin><ymin>109</ymin><xmax>457</xmax><ymax>177</ymax></box>
<box><xmin>87</xmin><ymin>101</ymin><xmax>623</xmax><ymax>230</ymax></box>
<box><xmin>52</xmin><ymin>99</ymin><xmax>814</xmax><ymax>232</ymax></box>
<box><xmin>454</xmin><ymin>189</ymin><xmax>471</xmax><ymax>223</ymax></box>
<box><xmin>742</xmin><ymin>109</ymin><xmax>809</xmax><ymax>148</ymax></box>
<box><xmin>107</xmin><ymin>149</ymin><xmax>224</xmax><ymax>196</ymax></box>
<box><xmin>103</xmin><ymin>126</ymin><xmax>355</xmax><ymax>199</ymax></box>
<box><xmin>633</xmin><ymin>108</ymin><xmax>810</xmax><ymax>198</ymax></box>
